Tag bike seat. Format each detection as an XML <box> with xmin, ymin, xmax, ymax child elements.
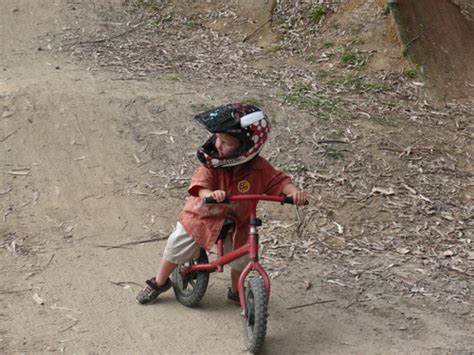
<box><xmin>216</xmin><ymin>217</ymin><xmax>235</xmax><ymax>242</ymax></box>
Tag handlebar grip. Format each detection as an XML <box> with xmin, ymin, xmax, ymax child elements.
<box><xmin>282</xmin><ymin>196</ymin><xmax>309</xmax><ymax>205</ymax></box>
<box><xmin>204</xmin><ymin>196</ymin><xmax>230</xmax><ymax>204</ymax></box>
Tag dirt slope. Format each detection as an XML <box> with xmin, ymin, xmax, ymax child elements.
<box><xmin>391</xmin><ymin>0</ymin><xmax>474</xmax><ymax>99</ymax></box>
<box><xmin>1</xmin><ymin>1</ymin><xmax>473</xmax><ymax>354</ymax></box>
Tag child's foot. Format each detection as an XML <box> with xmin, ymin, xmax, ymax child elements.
<box><xmin>136</xmin><ymin>278</ymin><xmax>172</xmax><ymax>305</ymax></box>
<box><xmin>227</xmin><ymin>287</ymin><xmax>240</xmax><ymax>305</ymax></box>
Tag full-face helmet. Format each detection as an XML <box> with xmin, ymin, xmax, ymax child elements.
<box><xmin>195</xmin><ymin>103</ymin><xmax>270</xmax><ymax>168</ymax></box>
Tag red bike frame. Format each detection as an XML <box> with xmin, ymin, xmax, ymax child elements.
<box><xmin>180</xmin><ymin>194</ymin><xmax>289</xmax><ymax>314</ymax></box>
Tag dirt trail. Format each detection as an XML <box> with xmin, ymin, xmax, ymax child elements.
<box><xmin>1</xmin><ymin>1</ymin><xmax>472</xmax><ymax>354</ymax></box>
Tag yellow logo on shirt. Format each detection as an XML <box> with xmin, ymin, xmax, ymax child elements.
<box><xmin>237</xmin><ymin>180</ymin><xmax>250</xmax><ymax>193</ymax></box>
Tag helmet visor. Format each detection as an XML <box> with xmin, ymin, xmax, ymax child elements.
<box><xmin>194</xmin><ymin>104</ymin><xmax>242</xmax><ymax>136</ymax></box>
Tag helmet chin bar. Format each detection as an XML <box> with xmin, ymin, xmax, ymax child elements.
<box><xmin>197</xmin><ymin>133</ymin><xmax>258</xmax><ymax>168</ymax></box>
<box><xmin>213</xmin><ymin>152</ymin><xmax>260</xmax><ymax>167</ymax></box>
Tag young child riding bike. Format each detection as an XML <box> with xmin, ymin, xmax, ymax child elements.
<box><xmin>136</xmin><ymin>103</ymin><xmax>306</xmax><ymax>305</ymax></box>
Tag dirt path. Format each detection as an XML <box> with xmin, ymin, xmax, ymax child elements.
<box><xmin>1</xmin><ymin>1</ymin><xmax>472</xmax><ymax>354</ymax></box>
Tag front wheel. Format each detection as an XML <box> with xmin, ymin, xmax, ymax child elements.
<box><xmin>172</xmin><ymin>248</ymin><xmax>209</xmax><ymax>307</ymax></box>
<box><xmin>243</xmin><ymin>277</ymin><xmax>268</xmax><ymax>353</ymax></box>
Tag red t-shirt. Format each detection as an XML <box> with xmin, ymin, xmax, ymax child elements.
<box><xmin>178</xmin><ymin>156</ymin><xmax>291</xmax><ymax>251</ymax></box>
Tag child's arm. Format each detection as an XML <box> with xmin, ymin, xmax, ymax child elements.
<box><xmin>282</xmin><ymin>183</ymin><xmax>307</xmax><ymax>206</ymax></box>
<box><xmin>198</xmin><ymin>188</ymin><xmax>227</xmax><ymax>202</ymax></box>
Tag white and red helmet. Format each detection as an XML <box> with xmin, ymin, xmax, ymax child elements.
<box><xmin>195</xmin><ymin>103</ymin><xmax>270</xmax><ymax>168</ymax></box>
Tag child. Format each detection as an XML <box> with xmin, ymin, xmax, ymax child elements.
<box><xmin>136</xmin><ymin>103</ymin><xmax>306</xmax><ymax>305</ymax></box>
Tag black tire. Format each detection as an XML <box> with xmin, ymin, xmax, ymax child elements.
<box><xmin>243</xmin><ymin>277</ymin><xmax>268</xmax><ymax>353</ymax></box>
<box><xmin>172</xmin><ymin>248</ymin><xmax>209</xmax><ymax>307</ymax></box>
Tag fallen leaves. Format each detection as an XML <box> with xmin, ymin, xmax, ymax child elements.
<box><xmin>1</xmin><ymin>232</ymin><xmax>30</xmax><ymax>257</ymax></box>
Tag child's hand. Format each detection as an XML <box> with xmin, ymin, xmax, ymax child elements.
<box><xmin>282</xmin><ymin>183</ymin><xmax>307</xmax><ymax>206</ymax></box>
<box><xmin>289</xmin><ymin>191</ymin><xmax>307</xmax><ymax>206</ymax></box>
<box><xmin>210</xmin><ymin>190</ymin><xmax>226</xmax><ymax>202</ymax></box>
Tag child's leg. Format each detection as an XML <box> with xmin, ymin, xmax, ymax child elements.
<box><xmin>155</xmin><ymin>258</ymin><xmax>177</xmax><ymax>286</ymax></box>
<box><xmin>227</xmin><ymin>265</ymin><xmax>246</xmax><ymax>304</ymax></box>
<box><xmin>224</xmin><ymin>237</ymin><xmax>249</xmax><ymax>296</ymax></box>
<box><xmin>136</xmin><ymin>222</ymin><xmax>201</xmax><ymax>304</ymax></box>
<box><xmin>230</xmin><ymin>268</ymin><xmax>242</xmax><ymax>293</ymax></box>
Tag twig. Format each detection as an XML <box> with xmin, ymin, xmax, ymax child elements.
<box><xmin>58</xmin><ymin>320</ymin><xmax>78</xmax><ymax>333</ymax></box>
<box><xmin>95</xmin><ymin>243</ymin><xmax>131</xmax><ymax>250</ymax></box>
<box><xmin>80</xmin><ymin>194</ymin><xmax>104</xmax><ymax>201</ymax></box>
<box><xmin>44</xmin><ymin>254</ymin><xmax>55</xmax><ymax>268</ymax></box>
<box><xmin>345</xmin><ymin>294</ymin><xmax>379</xmax><ymax>309</ymax></box>
<box><xmin>107</xmin><ymin>280</ymin><xmax>143</xmax><ymax>287</ymax></box>
<box><xmin>404</xmin><ymin>34</ymin><xmax>421</xmax><ymax>50</ymax></box>
<box><xmin>8</xmin><ymin>170</ymin><xmax>30</xmax><ymax>176</ymax></box>
<box><xmin>448</xmin><ymin>0</ymin><xmax>461</xmax><ymax>9</ymax></box>
<box><xmin>287</xmin><ymin>299</ymin><xmax>336</xmax><ymax>310</ymax></box>
<box><xmin>137</xmin><ymin>158</ymin><xmax>155</xmax><ymax>167</ymax></box>
<box><xmin>294</xmin><ymin>205</ymin><xmax>301</xmax><ymax>224</ymax></box>
<box><xmin>0</xmin><ymin>129</ymin><xmax>19</xmax><ymax>142</ymax></box>
<box><xmin>50</xmin><ymin>305</ymin><xmax>81</xmax><ymax>313</ymax></box>
<box><xmin>242</xmin><ymin>17</ymin><xmax>273</xmax><ymax>42</ymax></box>
<box><xmin>3</xmin><ymin>210</ymin><xmax>13</xmax><ymax>221</ymax></box>
<box><xmin>0</xmin><ymin>187</ymin><xmax>12</xmax><ymax>195</ymax></box>
<box><xmin>344</xmin><ymin>299</ymin><xmax>357</xmax><ymax>309</ymax></box>
<box><xmin>110</xmin><ymin>77</ymin><xmax>147</xmax><ymax>81</ymax></box>
<box><xmin>317</xmin><ymin>140</ymin><xmax>349</xmax><ymax>144</ymax></box>
<box><xmin>73</xmin><ymin>114</ymin><xmax>88</xmax><ymax>148</ymax></box>
<box><xmin>0</xmin><ymin>288</ymin><xmax>31</xmax><ymax>294</ymax></box>
<box><xmin>95</xmin><ymin>234</ymin><xmax>167</xmax><ymax>250</ymax></box>
<box><xmin>402</xmin><ymin>183</ymin><xmax>417</xmax><ymax>195</ymax></box>
<box><xmin>20</xmin><ymin>198</ymin><xmax>34</xmax><ymax>208</ymax></box>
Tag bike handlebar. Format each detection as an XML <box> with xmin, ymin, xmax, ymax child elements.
<box><xmin>204</xmin><ymin>194</ymin><xmax>308</xmax><ymax>205</ymax></box>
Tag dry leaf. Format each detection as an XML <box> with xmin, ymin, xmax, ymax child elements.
<box><xmin>396</xmin><ymin>247</ymin><xmax>410</xmax><ymax>255</ymax></box>
<box><xmin>148</xmin><ymin>130</ymin><xmax>168</xmax><ymax>135</ymax></box>
<box><xmin>333</xmin><ymin>221</ymin><xmax>344</xmax><ymax>234</ymax></box>
<box><xmin>33</xmin><ymin>293</ymin><xmax>44</xmax><ymax>305</ymax></box>
<box><xmin>8</xmin><ymin>170</ymin><xmax>30</xmax><ymax>176</ymax></box>
<box><xmin>468</xmin><ymin>251</ymin><xmax>474</xmax><ymax>260</ymax></box>
<box><xmin>371</xmin><ymin>187</ymin><xmax>395</xmax><ymax>196</ymax></box>
<box><xmin>443</xmin><ymin>250</ymin><xmax>455</xmax><ymax>257</ymax></box>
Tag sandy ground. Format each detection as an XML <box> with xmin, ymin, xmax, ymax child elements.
<box><xmin>1</xmin><ymin>1</ymin><xmax>473</xmax><ymax>354</ymax></box>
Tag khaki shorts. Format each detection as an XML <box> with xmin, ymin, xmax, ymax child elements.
<box><xmin>163</xmin><ymin>222</ymin><xmax>249</xmax><ymax>271</ymax></box>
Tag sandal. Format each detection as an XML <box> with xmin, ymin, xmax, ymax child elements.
<box><xmin>136</xmin><ymin>278</ymin><xmax>172</xmax><ymax>305</ymax></box>
<box><xmin>227</xmin><ymin>287</ymin><xmax>240</xmax><ymax>305</ymax></box>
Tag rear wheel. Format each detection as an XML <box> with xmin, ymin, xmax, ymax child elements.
<box><xmin>243</xmin><ymin>277</ymin><xmax>268</xmax><ymax>353</ymax></box>
<box><xmin>171</xmin><ymin>248</ymin><xmax>209</xmax><ymax>307</ymax></box>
